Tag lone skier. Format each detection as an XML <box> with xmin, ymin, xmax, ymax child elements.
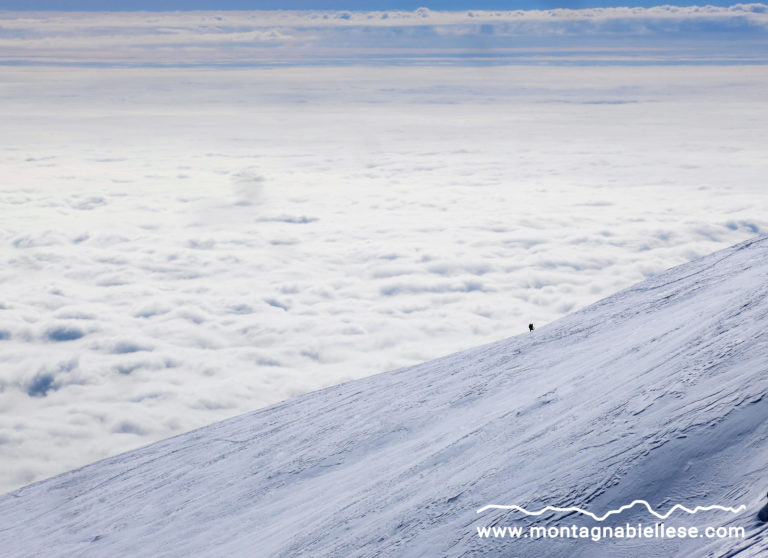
<box><xmin>529</xmin><ymin>323</ymin><xmax>534</xmax><ymax>332</ymax></box>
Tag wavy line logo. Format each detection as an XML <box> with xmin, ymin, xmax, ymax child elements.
<box><xmin>477</xmin><ymin>500</ymin><xmax>746</xmax><ymax>522</ymax></box>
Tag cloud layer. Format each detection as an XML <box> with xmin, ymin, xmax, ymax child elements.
<box><xmin>1</xmin><ymin>5</ymin><xmax>768</xmax><ymax>65</ymax></box>
<box><xmin>1</xmin><ymin>63</ymin><xmax>766</xmax><ymax>493</ymax></box>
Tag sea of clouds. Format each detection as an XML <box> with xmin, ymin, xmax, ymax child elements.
<box><xmin>0</xmin><ymin>8</ymin><xmax>767</xmax><ymax>493</ymax></box>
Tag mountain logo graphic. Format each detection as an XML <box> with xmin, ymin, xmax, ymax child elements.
<box><xmin>477</xmin><ymin>500</ymin><xmax>746</xmax><ymax>522</ymax></box>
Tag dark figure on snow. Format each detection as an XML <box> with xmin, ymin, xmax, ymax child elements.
<box><xmin>529</xmin><ymin>323</ymin><xmax>534</xmax><ymax>332</ymax></box>
<box><xmin>759</xmin><ymin>492</ymin><xmax>768</xmax><ymax>522</ymax></box>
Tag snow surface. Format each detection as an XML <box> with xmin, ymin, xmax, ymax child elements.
<box><xmin>1</xmin><ymin>236</ymin><xmax>767</xmax><ymax>557</ymax></box>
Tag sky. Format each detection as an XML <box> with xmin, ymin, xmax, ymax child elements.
<box><xmin>0</xmin><ymin>0</ymin><xmax>751</xmax><ymax>11</ymax></box>
<box><xmin>1</xmin><ymin>6</ymin><xmax>768</xmax><ymax>494</ymax></box>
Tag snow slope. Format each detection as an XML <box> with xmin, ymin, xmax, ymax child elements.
<box><xmin>1</xmin><ymin>236</ymin><xmax>767</xmax><ymax>557</ymax></box>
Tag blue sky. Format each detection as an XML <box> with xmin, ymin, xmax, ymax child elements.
<box><xmin>1</xmin><ymin>1</ymin><xmax>744</xmax><ymax>11</ymax></box>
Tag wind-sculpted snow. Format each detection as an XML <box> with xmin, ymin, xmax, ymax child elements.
<box><xmin>1</xmin><ymin>236</ymin><xmax>767</xmax><ymax>557</ymax></box>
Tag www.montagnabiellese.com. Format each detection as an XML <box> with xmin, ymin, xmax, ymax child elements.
<box><xmin>477</xmin><ymin>523</ymin><xmax>745</xmax><ymax>542</ymax></box>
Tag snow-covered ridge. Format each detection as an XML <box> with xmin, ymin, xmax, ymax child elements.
<box><xmin>1</xmin><ymin>236</ymin><xmax>767</xmax><ymax>557</ymax></box>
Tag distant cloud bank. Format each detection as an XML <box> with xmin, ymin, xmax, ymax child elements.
<box><xmin>1</xmin><ymin>4</ymin><xmax>768</xmax><ymax>65</ymax></box>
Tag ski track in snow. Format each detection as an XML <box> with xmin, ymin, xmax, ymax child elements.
<box><xmin>0</xmin><ymin>236</ymin><xmax>767</xmax><ymax>557</ymax></box>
